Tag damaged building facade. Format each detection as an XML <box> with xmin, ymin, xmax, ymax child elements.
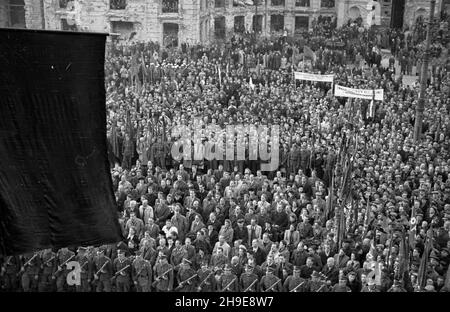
<box><xmin>0</xmin><ymin>0</ymin><xmax>448</xmax><ymax>47</ymax></box>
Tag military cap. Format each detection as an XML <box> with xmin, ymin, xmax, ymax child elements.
<box><xmin>293</xmin><ymin>266</ymin><xmax>301</xmax><ymax>272</ymax></box>
<box><xmin>223</xmin><ymin>264</ymin><xmax>232</xmax><ymax>271</ymax></box>
<box><xmin>239</xmin><ymin>245</ymin><xmax>247</xmax><ymax>251</ymax></box>
<box><xmin>77</xmin><ymin>247</ymin><xmax>87</xmax><ymax>252</ymax></box>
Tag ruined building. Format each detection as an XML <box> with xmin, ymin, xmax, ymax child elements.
<box><xmin>0</xmin><ymin>0</ymin><xmax>448</xmax><ymax>47</ymax></box>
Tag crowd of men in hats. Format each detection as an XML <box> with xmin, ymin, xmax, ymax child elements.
<box><xmin>1</xmin><ymin>16</ymin><xmax>450</xmax><ymax>292</ymax></box>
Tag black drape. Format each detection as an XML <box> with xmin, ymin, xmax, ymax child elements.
<box><xmin>0</xmin><ymin>29</ymin><xmax>122</xmax><ymax>255</ymax></box>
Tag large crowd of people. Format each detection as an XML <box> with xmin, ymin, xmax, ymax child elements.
<box><xmin>1</xmin><ymin>16</ymin><xmax>450</xmax><ymax>292</ymax></box>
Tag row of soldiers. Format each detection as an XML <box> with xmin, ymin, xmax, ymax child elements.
<box><xmin>1</xmin><ymin>246</ymin><xmax>336</xmax><ymax>292</ymax></box>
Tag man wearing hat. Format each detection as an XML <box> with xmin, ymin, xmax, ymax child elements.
<box><xmin>112</xmin><ymin>249</ymin><xmax>132</xmax><ymax>292</ymax></box>
<box><xmin>54</xmin><ymin>247</ymin><xmax>75</xmax><ymax>292</ymax></box>
<box><xmin>196</xmin><ymin>260</ymin><xmax>215</xmax><ymax>292</ymax></box>
<box><xmin>19</xmin><ymin>251</ymin><xmax>41</xmax><ymax>292</ymax></box>
<box><xmin>0</xmin><ymin>254</ymin><xmax>20</xmax><ymax>291</ymax></box>
<box><xmin>309</xmin><ymin>271</ymin><xmax>328</xmax><ymax>292</ymax></box>
<box><xmin>239</xmin><ymin>263</ymin><xmax>260</xmax><ymax>292</ymax></box>
<box><xmin>260</xmin><ymin>266</ymin><xmax>282</xmax><ymax>292</ymax></box>
<box><xmin>176</xmin><ymin>258</ymin><xmax>197</xmax><ymax>292</ymax></box>
<box><xmin>38</xmin><ymin>248</ymin><xmax>56</xmax><ymax>292</ymax></box>
<box><xmin>283</xmin><ymin>266</ymin><xmax>309</xmax><ymax>292</ymax></box>
<box><xmin>75</xmin><ymin>247</ymin><xmax>92</xmax><ymax>292</ymax></box>
<box><xmin>217</xmin><ymin>264</ymin><xmax>238</xmax><ymax>292</ymax></box>
<box><xmin>93</xmin><ymin>246</ymin><xmax>112</xmax><ymax>292</ymax></box>
<box><xmin>132</xmin><ymin>250</ymin><xmax>152</xmax><ymax>292</ymax></box>
<box><xmin>153</xmin><ymin>253</ymin><xmax>173</xmax><ymax>292</ymax></box>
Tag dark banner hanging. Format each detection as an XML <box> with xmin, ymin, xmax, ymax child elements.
<box><xmin>0</xmin><ymin>29</ymin><xmax>122</xmax><ymax>255</ymax></box>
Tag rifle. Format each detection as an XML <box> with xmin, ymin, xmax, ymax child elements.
<box><xmin>175</xmin><ymin>273</ymin><xmax>198</xmax><ymax>290</ymax></box>
<box><xmin>94</xmin><ymin>259</ymin><xmax>110</xmax><ymax>279</ymax></box>
<box><xmin>135</xmin><ymin>261</ymin><xmax>148</xmax><ymax>279</ymax></box>
<box><xmin>79</xmin><ymin>260</ymin><xmax>89</xmax><ymax>272</ymax></box>
<box><xmin>316</xmin><ymin>283</ymin><xmax>327</xmax><ymax>292</ymax></box>
<box><xmin>243</xmin><ymin>278</ymin><xmax>258</xmax><ymax>292</ymax></box>
<box><xmin>264</xmin><ymin>277</ymin><xmax>281</xmax><ymax>292</ymax></box>
<box><xmin>196</xmin><ymin>270</ymin><xmax>214</xmax><ymax>292</ymax></box>
<box><xmin>17</xmin><ymin>253</ymin><xmax>38</xmax><ymax>277</ymax></box>
<box><xmin>52</xmin><ymin>254</ymin><xmax>75</xmax><ymax>277</ymax></box>
<box><xmin>290</xmin><ymin>280</ymin><xmax>306</xmax><ymax>292</ymax></box>
<box><xmin>220</xmin><ymin>277</ymin><xmax>237</xmax><ymax>292</ymax></box>
<box><xmin>152</xmin><ymin>267</ymin><xmax>173</xmax><ymax>287</ymax></box>
<box><xmin>111</xmin><ymin>264</ymin><xmax>130</xmax><ymax>282</ymax></box>
<box><xmin>42</xmin><ymin>255</ymin><xmax>56</xmax><ymax>268</ymax></box>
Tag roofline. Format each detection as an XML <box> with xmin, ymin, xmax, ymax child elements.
<box><xmin>0</xmin><ymin>27</ymin><xmax>109</xmax><ymax>37</ymax></box>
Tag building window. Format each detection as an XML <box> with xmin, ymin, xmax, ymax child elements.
<box><xmin>110</xmin><ymin>0</ymin><xmax>126</xmax><ymax>10</ymax></box>
<box><xmin>162</xmin><ymin>0</ymin><xmax>178</xmax><ymax>13</ymax></box>
<box><xmin>7</xmin><ymin>0</ymin><xmax>26</xmax><ymax>28</ymax></box>
<box><xmin>59</xmin><ymin>0</ymin><xmax>70</xmax><ymax>8</ymax></box>
<box><xmin>321</xmin><ymin>0</ymin><xmax>335</xmax><ymax>8</ymax></box>
<box><xmin>295</xmin><ymin>0</ymin><xmax>310</xmax><ymax>7</ymax></box>
<box><xmin>61</xmin><ymin>18</ymin><xmax>77</xmax><ymax>31</ymax></box>
<box><xmin>111</xmin><ymin>21</ymin><xmax>134</xmax><ymax>38</ymax></box>
<box><xmin>163</xmin><ymin>23</ymin><xmax>179</xmax><ymax>48</ymax></box>
<box><xmin>214</xmin><ymin>16</ymin><xmax>226</xmax><ymax>39</ymax></box>
<box><xmin>271</xmin><ymin>14</ymin><xmax>284</xmax><ymax>32</ymax></box>
<box><xmin>215</xmin><ymin>0</ymin><xmax>225</xmax><ymax>8</ymax></box>
<box><xmin>295</xmin><ymin>16</ymin><xmax>309</xmax><ymax>31</ymax></box>
<box><xmin>234</xmin><ymin>16</ymin><xmax>245</xmax><ymax>33</ymax></box>
<box><xmin>253</xmin><ymin>14</ymin><xmax>263</xmax><ymax>32</ymax></box>
<box><xmin>271</xmin><ymin>0</ymin><xmax>285</xmax><ymax>6</ymax></box>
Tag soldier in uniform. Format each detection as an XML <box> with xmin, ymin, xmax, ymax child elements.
<box><xmin>309</xmin><ymin>271</ymin><xmax>328</xmax><ymax>292</ymax></box>
<box><xmin>75</xmin><ymin>247</ymin><xmax>92</xmax><ymax>292</ymax></box>
<box><xmin>112</xmin><ymin>249</ymin><xmax>132</xmax><ymax>292</ymax></box>
<box><xmin>388</xmin><ymin>279</ymin><xmax>407</xmax><ymax>292</ymax></box>
<box><xmin>332</xmin><ymin>275</ymin><xmax>352</xmax><ymax>292</ymax></box>
<box><xmin>361</xmin><ymin>278</ymin><xmax>381</xmax><ymax>292</ymax></box>
<box><xmin>132</xmin><ymin>250</ymin><xmax>152</xmax><ymax>292</ymax></box>
<box><xmin>196</xmin><ymin>260</ymin><xmax>215</xmax><ymax>292</ymax></box>
<box><xmin>239</xmin><ymin>263</ymin><xmax>260</xmax><ymax>292</ymax></box>
<box><xmin>217</xmin><ymin>264</ymin><xmax>238</xmax><ymax>292</ymax></box>
<box><xmin>19</xmin><ymin>251</ymin><xmax>41</xmax><ymax>292</ymax></box>
<box><xmin>38</xmin><ymin>249</ymin><xmax>56</xmax><ymax>292</ymax></box>
<box><xmin>260</xmin><ymin>267</ymin><xmax>282</xmax><ymax>292</ymax></box>
<box><xmin>93</xmin><ymin>247</ymin><xmax>113</xmax><ymax>292</ymax></box>
<box><xmin>153</xmin><ymin>253</ymin><xmax>174</xmax><ymax>292</ymax></box>
<box><xmin>54</xmin><ymin>247</ymin><xmax>75</xmax><ymax>292</ymax></box>
<box><xmin>176</xmin><ymin>258</ymin><xmax>197</xmax><ymax>292</ymax></box>
<box><xmin>1</xmin><ymin>255</ymin><xmax>21</xmax><ymax>291</ymax></box>
<box><xmin>283</xmin><ymin>266</ymin><xmax>309</xmax><ymax>292</ymax></box>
